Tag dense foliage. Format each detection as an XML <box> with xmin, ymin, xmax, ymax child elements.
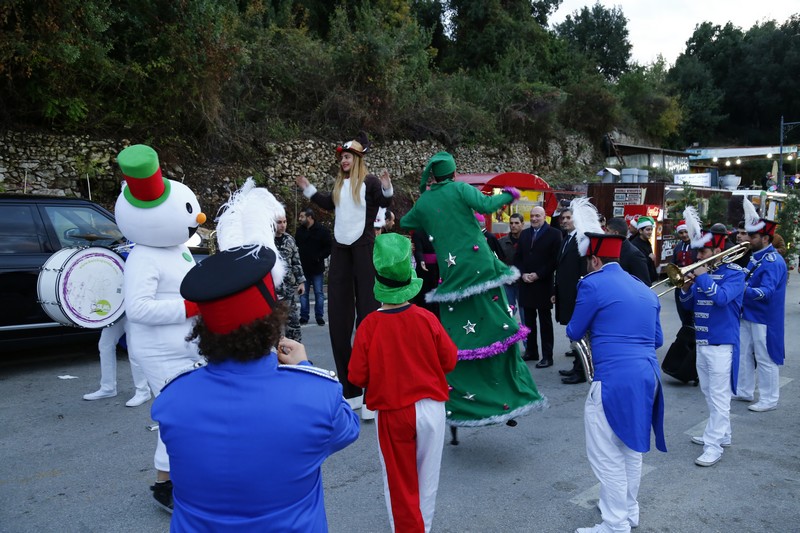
<box><xmin>0</xmin><ymin>1</ymin><xmax>798</xmax><ymax>157</ymax></box>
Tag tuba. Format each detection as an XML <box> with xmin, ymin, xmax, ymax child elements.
<box><xmin>571</xmin><ymin>336</ymin><xmax>594</xmax><ymax>383</ymax></box>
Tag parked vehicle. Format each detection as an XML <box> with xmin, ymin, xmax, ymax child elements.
<box><xmin>0</xmin><ymin>194</ymin><xmax>208</xmax><ymax>350</ymax></box>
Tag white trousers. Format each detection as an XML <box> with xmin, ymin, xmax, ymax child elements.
<box><xmin>696</xmin><ymin>344</ymin><xmax>732</xmax><ymax>454</ymax></box>
<box><xmin>376</xmin><ymin>398</ymin><xmax>445</xmax><ymax>533</ymax></box>
<box><xmin>97</xmin><ymin>318</ymin><xmax>149</xmax><ymax>395</ymax></box>
<box><xmin>130</xmin><ymin>343</ymin><xmax>200</xmax><ymax>472</ymax></box>
<box><xmin>739</xmin><ymin>320</ymin><xmax>780</xmax><ymax>407</ymax></box>
<box><xmin>585</xmin><ymin>381</ymin><xmax>640</xmax><ymax>533</ymax></box>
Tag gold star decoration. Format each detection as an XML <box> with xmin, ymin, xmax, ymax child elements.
<box><xmin>463</xmin><ymin>320</ymin><xmax>476</xmax><ymax>334</ymax></box>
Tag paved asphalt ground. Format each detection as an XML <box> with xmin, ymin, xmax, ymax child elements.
<box><xmin>1</xmin><ymin>281</ymin><xmax>798</xmax><ymax>533</ymax></box>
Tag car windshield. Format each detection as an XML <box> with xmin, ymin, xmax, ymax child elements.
<box><xmin>42</xmin><ymin>205</ymin><xmax>125</xmax><ymax>248</ymax></box>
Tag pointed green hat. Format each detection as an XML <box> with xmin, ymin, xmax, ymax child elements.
<box><xmin>419</xmin><ymin>151</ymin><xmax>456</xmax><ymax>194</ymax></box>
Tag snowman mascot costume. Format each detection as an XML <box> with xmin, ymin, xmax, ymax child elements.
<box><xmin>114</xmin><ymin>144</ymin><xmax>206</xmax><ymax>512</ymax></box>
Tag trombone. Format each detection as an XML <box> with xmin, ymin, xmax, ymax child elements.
<box><xmin>652</xmin><ymin>242</ymin><xmax>750</xmax><ymax>297</ymax></box>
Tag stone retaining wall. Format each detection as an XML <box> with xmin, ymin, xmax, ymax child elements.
<box><xmin>0</xmin><ymin>130</ymin><xmax>597</xmax><ymax>217</ymax></box>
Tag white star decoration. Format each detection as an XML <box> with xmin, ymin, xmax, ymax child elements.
<box><xmin>463</xmin><ymin>320</ymin><xmax>476</xmax><ymax>334</ymax></box>
<box><xmin>463</xmin><ymin>392</ymin><xmax>476</xmax><ymax>400</ymax></box>
<box><xmin>446</xmin><ymin>252</ymin><xmax>457</xmax><ymax>267</ymax></box>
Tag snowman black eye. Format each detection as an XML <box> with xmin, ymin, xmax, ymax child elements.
<box><xmin>185</xmin><ymin>202</ymin><xmax>193</xmax><ymax>214</ymax></box>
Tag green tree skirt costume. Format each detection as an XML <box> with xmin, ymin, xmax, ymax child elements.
<box><xmin>402</xmin><ymin>175</ymin><xmax>547</xmax><ymax>427</ymax></box>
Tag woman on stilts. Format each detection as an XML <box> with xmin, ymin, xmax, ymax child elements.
<box><xmin>296</xmin><ymin>132</ymin><xmax>392</xmax><ymax>419</ymax></box>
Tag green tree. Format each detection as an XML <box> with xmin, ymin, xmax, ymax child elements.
<box><xmin>616</xmin><ymin>58</ymin><xmax>682</xmax><ymax>144</ymax></box>
<box><xmin>555</xmin><ymin>2</ymin><xmax>632</xmax><ymax>80</ymax></box>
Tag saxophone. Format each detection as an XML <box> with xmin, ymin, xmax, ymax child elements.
<box><xmin>571</xmin><ymin>336</ymin><xmax>594</xmax><ymax>383</ymax></box>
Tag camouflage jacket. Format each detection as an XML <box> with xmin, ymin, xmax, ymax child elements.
<box><xmin>275</xmin><ymin>233</ymin><xmax>306</xmax><ymax>299</ymax></box>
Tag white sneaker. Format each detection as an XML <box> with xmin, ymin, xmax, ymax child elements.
<box><xmin>695</xmin><ymin>450</ymin><xmax>722</xmax><ymax>467</ymax></box>
<box><xmin>575</xmin><ymin>525</ymin><xmax>605</xmax><ymax>533</ymax></box>
<box><xmin>748</xmin><ymin>402</ymin><xmax>777</xmax><ymax>412</ymax></box>
<box><xmin>691</xmin><ymin>436</ymin><xmax>731</xmax><ymax>448</ymax></box>
<box><xmin>126</xmin><ymin>391</ymin><xmax>152</xmax><ymax>407</ymax></box>
<box><xmin>345</xmin><ymin>395</ymin><xmax>363</xmax><ymax>411</ymax></box>
<box><xmin>732</xmin><ymin>394</ymin><xmax>754</xmax><ymax>402</ymax></box>
<box><xmin>361</xmin><ymin>405</ymin><xmax>376</xmax><ymax>420</ymax></box>
<box><xmin>83</xmin><ymin>389</ymin><xmax>117</xmax><ymax>401</ymax></box>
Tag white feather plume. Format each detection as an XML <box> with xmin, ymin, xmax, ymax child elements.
<box><xmin>742</xmin><ymin>196</ymin><xmax>765</xmax><ymax>233</ymax></box>
<box><xmin>215</xmin><ymin>177</ymin><xmax>287</xmax><ymax>287</ymax></box>
<box><xmin>683</xmin><ymin>205</ymin><xmax>712</xmax><ymax>249</ymax></box>
<box><xmin>569</xmin><ymin>197</ymin><xmax>603</xmax><ymax>256</ymax></box>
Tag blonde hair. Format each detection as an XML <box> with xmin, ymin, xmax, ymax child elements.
<box><xmin>332</xmin><ymin>154</ymin><xmax>369</xmax><ymax>206</ymax></box>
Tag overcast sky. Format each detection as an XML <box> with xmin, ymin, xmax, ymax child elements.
<box><xmin>550</xmin><ymin>1</ymin><xmax>799</xmax><ymax>66</ymax></box>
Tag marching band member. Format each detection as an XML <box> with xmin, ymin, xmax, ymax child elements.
<box><xmin>678</xmin><ymin>208</ymin><xmax>745</xmax><ymax>467</ymax></box>
<box><xmin>736</xmin><ymin>198</ymin><xmax>787</xmax><ymax>411</ymax></box>
<box><xmin>567</xmin><ymin>200</ymin><xmax>666</xmax><ymax>533</ymax></box>
<box><xmin>153</xmin><ymin>179</ymin><xmax>359</xmax><ymax>531</ymax></box>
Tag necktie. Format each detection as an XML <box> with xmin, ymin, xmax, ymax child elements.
<box><xmin>561</xmin><ymin>234</ymin><xmax>572</xmax><ymax>257</ymax></box>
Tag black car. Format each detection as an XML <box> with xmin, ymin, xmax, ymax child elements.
<box><xmin>0</xmin><ymin>194</ymin><xmax>209</xmax><ymax>351</ymax></box>
<box><xmin>0</xmin><ymin>195</ymin><xmax>130</xmax><ymax>349</ymax></box>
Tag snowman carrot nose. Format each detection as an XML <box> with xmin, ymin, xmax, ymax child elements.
<box><xmin>196</xmin><ymin>213</ymin><xmax>207</xmax><ymax>224</ymax></box>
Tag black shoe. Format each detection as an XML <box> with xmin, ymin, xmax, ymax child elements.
<box><xmin>535</xmin><ymin>359</ymin><xmax>553</xmax><ymax>368</ymax></box>
<box><xmin>300</xmin><ymin>319</ymin><xmax>309</xmax><ymax>325</ymax></box>
<box><xmin>521</xmin><ymin>352</ymin><xmax>539</xmax><ymax>362</ymax></box>
<box><xmin>564</xmin><ymin>350</ymin><xmax>576</xmax><ymax>357</ymax></box>
<box><xmin>316</xmin><ymin>317</ymin><xmax>325</xmax><ymax>326</ymax></box>
<box><xmin>562</xmin><ymin>374</ymin><xmax>587</xmax><ymax>385</ymax></box>
<box><xmin>150</xmin><ymin>480</ymin><xmax>173</xmax><ymax>513</ymax></box>
<box><xmin>558</xmin><ymin>369</ymin><xmax>576</xmax><ymax>377</ymax></box>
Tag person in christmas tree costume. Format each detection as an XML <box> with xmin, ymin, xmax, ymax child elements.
<box><xmin>400</xmin><ymin>152</ymin><xmax>547</xmax><ymax>434</ymax></box>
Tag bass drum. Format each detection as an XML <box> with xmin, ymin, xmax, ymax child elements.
<box><xmin>37</xmin><ymin>246</ymin><xmax>125</xmax><ymax>328</ymax></box>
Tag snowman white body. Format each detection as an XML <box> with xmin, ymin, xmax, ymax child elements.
<box><xmin>115</xmin><ymin>179</ymin><xmax>203</xmax><ymax>472</ymax></box>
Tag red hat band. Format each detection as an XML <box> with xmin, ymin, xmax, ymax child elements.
<box><xmin>587</xmin><ymin>234</ymin><xmax>623</xmax><ymax>259</ymax></box>
<box><xmin>125</xmin><ymin>167</ymin><xmax>166</xmax><ymax>202</ymax></box>
<box><xmin>760</xmin><ymin>220</ymin><xmax>777</xmax><ymax>237</ymax></box>
<box><xmin>198</xmin><ymin>273</ymin><xmax>277</xmax><ymax>334</ymax></box>
<box><xmin>706</xmin><ymin>233</ymin><xmax>727</xmax><ymax>250</ymax></box>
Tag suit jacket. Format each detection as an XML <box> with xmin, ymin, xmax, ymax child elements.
<box><xmin>554</xmin><ymin>232</ymin><xmax>586</xmax><ymax>325</ymax></box>
<box><xmin>514</xmin><ymin>223</ymin><xmax>562</xmax><ymax>308</ymax></box>
<box><xmin>620</xmin><ymin>239</ymin><xmax>652</xmax><ymax>286</ymax></box>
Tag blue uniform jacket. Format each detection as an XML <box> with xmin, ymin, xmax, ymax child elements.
<box><xmin>566</xmin><ymin>263</ymin><xmax>667</xmax><ymax>453</ymax></box>
<box><xmin>152</xmin><ymin>354</ymin><xmax>360</xmax><ymax>532</ymax></box>
<box><xmin>679</xmin><ymin>263</ymin><xmax>745</xmax><ymax>393</ymax></box>
<box><xmin>742</xmin><ymin>244</ymin><xmax>786</xmax><ymax>365</ymax></box>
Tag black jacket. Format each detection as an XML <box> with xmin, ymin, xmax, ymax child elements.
<box><xmin>620</xmin><ymin>239</ymin><xmax>652</xmax><ymax>286</ymax></box>
<box><xmin>629</xmin><ymin>235</ymin><xmax>657</xmax><ymax>282</ymax></box>
<box><xmin>554</xmin><ymin>232</ymin><xmax>586</xmax><ymax>325</ymax></box>
<box><xmin>514</xmin><ymin>223</ymin><xmax>562</xmax><ymax>308</ymax></box>
<box><xmin>295</xmin><ymin>223</ymin><xmax>332</xmax><ymax>276</ymax></box>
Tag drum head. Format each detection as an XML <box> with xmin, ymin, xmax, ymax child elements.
<box><xmin>38</xmin><ymin>247</ymin><xmax>125</xmax><ymax>328</ymax></box>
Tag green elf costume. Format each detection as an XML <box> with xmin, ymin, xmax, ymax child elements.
<box><xmin>401</xmin><ymin>152</ymin><xmax>547</xmax><ymax>427</ymax></box>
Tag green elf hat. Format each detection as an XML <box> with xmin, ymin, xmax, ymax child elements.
<box><xmin>636</xmin><ymin>216</ymin><xmax>655</xmax><ymax>229</ymax></box>
<box><xmin>373</xmin><ymin>233</ymin><xmax>423</xmax><ymax>304</ymax></box>
<box><xmin>419</xmin><ymin>151</ymin><xmax>456</xmax><ymax>194</ymax></box>
<box><xmin>118</xmin><ymin>144</ymin><xmax>171</xmax><ymax>208</ymax></box>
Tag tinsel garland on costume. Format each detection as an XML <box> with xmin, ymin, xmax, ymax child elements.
<box><xmin>426</xmin><ymin>269</ymin><xmax>520</xmax><ymax>303</ymax></box>
<box><xmin>457</xmin><ymin>326</ymin><xmax>530</xmax><ymax>360</ymax></box>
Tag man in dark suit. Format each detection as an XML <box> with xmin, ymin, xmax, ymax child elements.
<box><xmin>552</xmin><ymin>207</ymin><xmax>589</xmax><ymax>384</ymax></box>
<box><xmin>607</xmin><ymin>218</ymin><xmax>651</xmax><ymax>285</ymax></box>
<box><xmin>515</xmin><ymin>206</ymin><xmax>562</xmax><ymax>367</ymax></box>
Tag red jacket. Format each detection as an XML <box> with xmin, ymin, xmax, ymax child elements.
<box><xmin>349</xmin><ymin>304</ymin><xmax>457</xmax><ymax>410</ymax></box>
